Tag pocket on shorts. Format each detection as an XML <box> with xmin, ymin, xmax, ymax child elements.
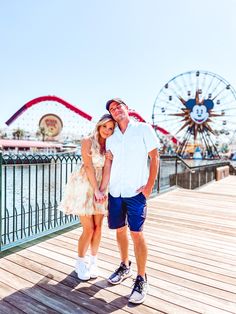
<box><xmin>139</xmin><ymin>192</ymin><xmax>147</xmax><ymax>202</ymax></box>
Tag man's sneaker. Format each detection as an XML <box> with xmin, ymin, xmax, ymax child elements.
<box><xmin>75</xmin><ymin>260</ymin><xmax>90</xmax><ymax>281</ymax></box>
<box><xmin>128</xmin><ymin>274</ymin><xmax>149</xmax><ymax>304</ymax></box>
<box><xmin>108</xmin><ymin>261</ymin><xmax>132</xmax><ymax>285</ymax></box>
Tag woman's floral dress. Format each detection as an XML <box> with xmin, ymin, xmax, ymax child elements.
<box><xmin>59</xmin><ymin>143</ymin><xmax>107</xmax><ymax>216</ymax></box>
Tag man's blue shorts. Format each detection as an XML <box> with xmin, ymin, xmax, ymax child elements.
<box><xmin>108</xmin><ymin>193</ymin><xmax>147</xmax><ymax>232</ymax></box>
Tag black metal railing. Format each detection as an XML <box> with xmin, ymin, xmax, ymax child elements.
<box><xmin>172</xmin><ymin>156</ymin><xmax>231</xmax><ymax>189</ymax></box>
<box><xmin>0</xmin><ymin>152</ymin><xmax>233</xmax><ymax>252</ymax></box>
<box><xmin>0</xmin><ymin>153</ymin><xmax>81</xmax><ymax>251</ymax></box>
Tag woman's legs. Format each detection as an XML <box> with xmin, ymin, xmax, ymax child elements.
<box><xmin>78</xmin><ymin>215</ymin><xmax>94</xmax><ymax>257</ymax></box>
<box><xmin>76</xmin><ymin>214</ymin><xmax>104</xmax><ymax>280</ymax></box>
<box><xmin>90</xmin><ymin>214</ymin><xmax>104</xmax><ymax>256</ymax></box>
<box><xmin>89</xmin><ymin>214</ymin><xmax>104</xmax><ymax>278</ymax></box>
<box><xmin>76</xmin><ymin>215</ymin><xmax>95</xmax><ymax>280</ymax></box>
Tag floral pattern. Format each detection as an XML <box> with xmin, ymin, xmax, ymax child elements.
<box><xmin>59</xmin><ymin>143</ymin><xmax>107</xmax><ymax>216</ymax></box>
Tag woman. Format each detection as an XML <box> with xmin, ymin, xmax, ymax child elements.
<box><xmin>59</xmin><ymin>114</ymin><xmax>115</xmax><ymax>280</ymax></box>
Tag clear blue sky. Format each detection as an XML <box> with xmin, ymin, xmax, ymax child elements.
<box><xmin>0</xmin><ymin>0</ymin><xmax>235</xmax><ymax>127</ymax></box>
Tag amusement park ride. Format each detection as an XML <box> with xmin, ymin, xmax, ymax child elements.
<box><xmin>5</xmin><ymin>95</ymin><xmax>94</xmax><ymax>142</ymax></box>
<box><xmin>152</xmin><ymin>70</ymin><xmax>236</xmax><ymax>158</ymax></box>
<box><xmin>4</xmin><ymin>70</ymin><xmax>236</xmax><ymax>159</ymax></box>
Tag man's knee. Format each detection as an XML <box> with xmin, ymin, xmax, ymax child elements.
<box><xmin>117</xmin><ymin>225</ymin><xmax>128</xmax><ymax>234</ymax></box>
<box><xmin>130</xmin><ymin>230</ymin><xmax>145</xmax><ymax>242</ymax></box>
<box><xmin>116</xmin><ymin>226</ymin><xmax>128</xmax><ymax>237</ymax></box>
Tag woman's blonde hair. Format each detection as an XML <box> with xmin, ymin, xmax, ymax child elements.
<box><xmin>90</xmin><ymin>114</ymin><xmax>115</xmax><ymax>154</ymax></box>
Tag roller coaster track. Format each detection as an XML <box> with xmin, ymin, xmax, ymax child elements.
<box><xmin>5</xmin><ymin>96</ymin><xmax>178</xmax><ymax>144</ymax></box>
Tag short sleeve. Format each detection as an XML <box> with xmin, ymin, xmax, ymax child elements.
<box><xmin>142</xmin><ymin>123</ymin><xmax>159</xmax><ymax>153</ymax></box>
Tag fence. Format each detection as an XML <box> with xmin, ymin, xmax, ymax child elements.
<box><xmin>171</xmin><ymin>157</ymin><xmax>231</xmax><ymax>189</ymax></box>
<box><xmin>0</xmin><ymin>153</ymin><xmax>81</xmax><ymax>251</ymax></box>
<box><xmin>0</xmin><ymin>153</ymin><xmax>232</xmax><ymax>252</ymax></box>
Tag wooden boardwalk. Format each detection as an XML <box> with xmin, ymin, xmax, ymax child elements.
<box><xmin>0</xmin><ymin>176</ymin><xmax>236</xmax><ymax>314</ymax></box>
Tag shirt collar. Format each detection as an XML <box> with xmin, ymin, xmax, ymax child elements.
<box><xmin>114</xmin><ymin>119</ymin><xmax>136</xmax><ymax>135</ymax></box>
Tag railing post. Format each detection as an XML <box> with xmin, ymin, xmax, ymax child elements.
<box><xmin>157</xmin><ymin>161</ymin><xmax>161</xmax><ymax>193</ymax></box>
<box><xmin>0</xmin><ymin>152</ymin><xmax>2</xmax><ymax>252</ymax></box>
<box><xmin>189</xmin><ymin>171</ymin><xmax>192</xmax><ymax>189</ymax></box>
<box><xmin>175</xmin><ymin>157</ymin><xmax>178</xmax><ymax>186</ymax></box>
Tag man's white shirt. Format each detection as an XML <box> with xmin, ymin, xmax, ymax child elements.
<box><xmin>106</xmin><ymin>120</ymin><xmax>159</xmax><ymax>198</ymax></box>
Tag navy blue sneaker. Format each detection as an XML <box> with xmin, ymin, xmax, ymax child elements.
<box><xmin>128</xmin><ymin>274</ymin><xmax>149</xmax><ymax>304</ymax></box>
<box><xmin>108</xmin><ymin>261</ymin><xmax>132</xmax><ymax>285</ymax></box>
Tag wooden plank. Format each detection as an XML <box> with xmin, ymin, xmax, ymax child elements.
<box><xmin>0</xmin><ymin>282</ymin><xmax>58</xmax><ymax>314</ymax></box>
<box><xmin>21</xmin><ymin>244</ymin><xmax>200</xmax><ymax>313</ymax></box>
<box><xmin>48</xmin><ymin>232</ymin><xmax>236</xmax><ymax>267</ymax></box>
<box><xmin>35</xmin><ymin>239</ymin><xmax>236</xmax><ymax>293</ymax></box>
<box><xmin>4</xmin><ymin>252</ymin><xmax>164</xmax><ymax>314</ymax></box>
<box><xmin>0</xmin><ymin>266</ymin><xmax>91</xmax><ymax>314</ymax></box>
<box><xmin>0</xmin><ymin>298</ymin><xmax>24</xmax><ymax>314</ymax></box>
<box><xmin>26</xmin><ymin>236</ymin><xmax>236</xmax><ymax>313</ymax></box>
<box><xmin>63</xmin><ymin>231</ymin><xmax>236</xmax><ymax>265</ymax></box>
<box><xmin>1</xmin><ymin>175</ymin><xmax>236</xmax><ymax>313</ymax></box>
<box><xmin>43</xmin><ymin>232</ymin><xmax>235</xmax><ymax>274</ymax></box>
<box><xmin>39</xmin><ymin>236</ymin><xmax>236</xmax><ymax>281</ymax></box>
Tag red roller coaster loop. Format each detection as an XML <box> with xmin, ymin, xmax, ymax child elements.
<box><xmin>5</xmin><ymin>95</ymin><xmax>92</xmax><ymax>126</ymax></box>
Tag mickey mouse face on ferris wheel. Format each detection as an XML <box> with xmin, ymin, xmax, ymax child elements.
<box><xmin>186</xmin><ymin>99</ymin><xmax>214</xmax><ymax>125</ymax></box>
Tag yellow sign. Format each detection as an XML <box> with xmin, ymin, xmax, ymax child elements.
<box><xmin>39</xmin><ymin>114</ymin><xmax>63</xmax><ymax>137</ymax></box>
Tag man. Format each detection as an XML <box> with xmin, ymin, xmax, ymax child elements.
<box><xmin>100</xmin><ymin>98</ymin><xmax>159</xmax><ymax>304</ymax></box>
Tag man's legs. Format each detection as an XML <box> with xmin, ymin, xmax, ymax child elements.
<box><xmin>108</xmin><ymin>193</ymin><xmax>129</xmax><ymax>265</ymax></box>
<box><xmin>107</xmin><ymin>226</ymin><xmax>132</xmax><ymax>284</ymax></box>
<box><xmin>125</xmin><ymin>193</ymin><xmax>148</xmax><ymax>304</ymax></box>
<box><xmin>128</xmin><ymin>230</ymin><xmax>149</xmax><ymax>304</ymax></box>
<box><xmin>107</xmin><ymin>195</ymin><xmax>132</xmax><ymax>284</ymax></box>
<box><xmin>130</xmin><ymin>230</ymin><xmax>147</xmax><ymax>278</ymax></box>
<box><xmin>116</xmin><ymin>225</ymin><xmax>129</xmax><ymax>265</ymax></box>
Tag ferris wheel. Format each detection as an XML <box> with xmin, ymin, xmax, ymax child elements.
<box><xmin>152</xmin><ymin>70</ymin><xmax>236</xmax><ymax>158</ymax></box>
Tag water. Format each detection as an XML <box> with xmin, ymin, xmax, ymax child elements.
<box><xmin>2</xmin><ymin>161</ymin><xmax>78</xmax><ymax>214</ymax></box>
<box><xmin>1</xmin><ymin>158</ymin><xmax>81</xmax><ymax>246</ymax></box>
<box><xmin>2</xmin><ymin>158</ymin><xmax>177</xmax><ymax>215</ymax></box>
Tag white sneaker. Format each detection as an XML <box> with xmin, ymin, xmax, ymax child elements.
<box><xmin>75</xmin><ymin>260</ymin><xmax>90</xmax><ymax>281</ymax></box>
<box><xmin>89</xmin><ymin>262</ymin><xmax>98</xmax><ymax>279</ymax></box>
<box><xmin>75</xmin><ymin>257</ymin><xmax>89</xmax><ymax>272</ymax></box>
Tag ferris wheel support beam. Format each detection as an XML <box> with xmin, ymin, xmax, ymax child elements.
<box><xmin>176</xmin><ymin>128</ymin><xmax>191</xmax><ymax>156</ymax></box>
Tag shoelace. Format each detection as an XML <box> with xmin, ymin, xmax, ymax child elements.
<box><xmin>113</xmin><ymin>264</ymin><xmax>127</xmax><ymax>276</ymax></box>
<box><xmin>131</xmin><ymin>278</ymin><xmax>145</xmax><ymax>294</ymax></box>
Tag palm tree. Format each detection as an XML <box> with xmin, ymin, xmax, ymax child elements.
<box><xmin>12</xmin><ymin>128</ymin><xmax>25</xmax><ymax>140</ymax></box>
<box><xmin>36</xmin><ymin>127</ymin><xmax>48</xmax><ymax>141</ymax></box>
